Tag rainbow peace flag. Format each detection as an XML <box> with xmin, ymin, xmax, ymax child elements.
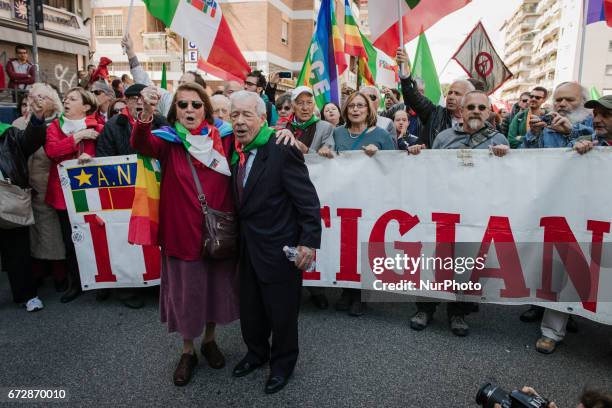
<box><xmin>344</xmin><ymin>0</ymin><xmax>367</xmax><ymax>58</ymax></box>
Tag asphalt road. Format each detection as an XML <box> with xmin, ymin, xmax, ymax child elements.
<box><xmin>1</xmin><ymin>273</ymin><xmax>611</xmax><ymax>408</ymax></box>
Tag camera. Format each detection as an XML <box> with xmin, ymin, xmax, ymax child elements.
<box><xmin>539</xmin><ymin>114</ymin><xmax>553</xmax><ymax>126</ymax></box>
<box><xmin>476</xmin><ymin>383</ymin><xmax>550</xmax><ymax>408</ymax></box>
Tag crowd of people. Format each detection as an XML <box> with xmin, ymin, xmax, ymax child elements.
<box><xmin>1</xmin><ymin>38</ymin><xmax>612</xmax><ymax>394</ymax></box>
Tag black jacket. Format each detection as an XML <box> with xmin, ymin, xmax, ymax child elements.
<box><xmin>232</xmin><ymin>136</ymin><xmax>322</xmax><ymax>283</ymax></box>
<box><xmin>96</xmin><ymin>113</ymin><xmax>168</xmax><ymax>157</ymax></box>
<box><xmin>0</xmin><ymin>118</ymin><xmax>46</xmax><ymax>188</ymax></box>
<box><xmin>400</xmin><ymin>75</ymin><xmax>453</xmax><ymax>148</ymax></box>
<box><xmin>500</xmin><ymin>102</ymin><xmax>521</xmax><ymax>136</ymax></box>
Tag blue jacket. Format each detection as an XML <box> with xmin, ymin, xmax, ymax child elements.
<box><xmin>521</xmin><ymin>116</ymin><xmax>593</xmax><ymax>148</ymax></box>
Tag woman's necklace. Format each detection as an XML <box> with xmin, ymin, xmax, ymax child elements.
<box><xmin>349</xmin><ymin>127</ymin><xmax>366</xmax><ymax>138</ymax></box>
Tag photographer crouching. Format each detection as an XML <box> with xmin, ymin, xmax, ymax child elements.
<box><xmin>476</xmin><ymin>383</ymin><xmax>612</xmax><ymax>408</ymax></box>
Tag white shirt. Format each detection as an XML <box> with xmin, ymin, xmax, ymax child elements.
<box><xmin>61</xmin><ymin>117</ymin><xmax>87</xmax><ymax>135</ymax></box>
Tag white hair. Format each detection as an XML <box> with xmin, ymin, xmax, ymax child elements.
<box><xmin>30</xmin><ymin>82</ymin><xmax>62</xmax><ymax>116</ymax></box>
<box><xmin>211</xmin><ymin>94</ymin><xmax>230</xmax><ymax>108</ymax></box>
<box><xmin>554</xmin><ymin>81</ymin><xmax>589</xmax><ymax>102</ymax></box>
<box><xmin>230</xmin><ymin>90</ymin><xmax>266</xmax><ymax>116</ymax></box>
<box><xmin>359</xmin><ymin>85</ymin><xmax>380</xmax><ymax>99</ymax></box>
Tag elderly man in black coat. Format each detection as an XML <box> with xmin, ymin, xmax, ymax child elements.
<box><xmin>229</xmin><ymin>90</ymin><xmax>321</xmax><ymax>394</ymax></box>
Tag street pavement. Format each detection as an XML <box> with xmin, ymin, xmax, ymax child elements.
<box><xmin>1</xmin><ymin>273</ymin><xmax>611</xmax><ymax>408</ymax></box>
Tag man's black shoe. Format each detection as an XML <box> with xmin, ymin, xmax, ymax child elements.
<box><xmin>311</xmin><ymin>294</ymin><xmax>329</xmax><ymax>310</ymax></box>
<box><xmin>335</xmin><ymin>290</ymin><xmax>351</xmax><ymax>311</ymax></box>
<box><xmin>95</xmin><ymin>289</ymin><xmax>111</xmax><ymax>302</ymax></box>
<box><xmin>567</xmin><ymin>316</ymin><xmax>578</xmax><ymax>333</ymax></box>
<box><xmin>264</xmin><ymin>375</ymin><xmax>288</xmax><ymax>394</ymax></box>
<box><xmin>348</xmin><ymin>300</ymin><xmax>365</xmax><ymax>317</ymax></box>
<box><xmin>60</xmin><ymin>287</ymin><xmax>82</xmax><ymax>303</ymax></box>
<box><xmin>232</xmin><ymin>358</ymin><xmax>263</xmax><ymax>377</ymax></box>
<box><xmin>519</xmin><ymin>306</ymin><xmax>544</xmax><ymax>323</ymax></box>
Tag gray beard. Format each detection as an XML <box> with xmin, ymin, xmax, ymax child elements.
<box><xmin>565</xmin><ymin>107</ymin><xmax>591</xmax><ymax>124</ymax></box>
<box><xmin>467</xmin><ymin>119</ymin><xmax>482</xmax><ymax>130</ymax></box>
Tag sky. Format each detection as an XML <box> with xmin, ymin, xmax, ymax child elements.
<box><xmin>402</xmin><ymin>0</ymin><xmax>523</xmax><ymax>83</ymax></box>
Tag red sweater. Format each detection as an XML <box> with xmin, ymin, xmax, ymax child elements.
<box><xmin>44</xmin><ymin>116</ymin><xmax>103</xmax><ymax>210</ymax></box>
<box><xmin>130</xmin><ymin>119</ymin><xmax>235</xmax><ymax>260</ymax></box>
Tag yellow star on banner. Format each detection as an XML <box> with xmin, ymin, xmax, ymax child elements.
<box><xmin>74</xmin><ymin>169</ymin><xmax>93</xmax><ymax>186</ymax></box>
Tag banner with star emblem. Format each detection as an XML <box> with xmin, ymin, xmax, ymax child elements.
<box><xmin>59</xmin><ymin>156</ymin><xmax>161</xmax><ymax>291</ymax></box>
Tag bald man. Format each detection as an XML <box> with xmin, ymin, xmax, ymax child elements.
<box><xmin>397</xmin><ymin>48</ymin><xmax>475</xmax><ymax>147</ymax></box>
<box><xmin>521</xmin><ymin>82</ymin><xmax>593</xmax><ymax>149</ymax></box>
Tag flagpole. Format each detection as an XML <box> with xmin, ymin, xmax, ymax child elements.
<box><xmin>577</xmin><ymin>0</ymin><xmax>588</xmax><ymax>83</ymax></box>
<box><xmin>397</xmin><ymin>0</ymin><xmax>404</xmax><ymax>71</ymax></box>
<box><xmin>122</xmin><ymin>0</ymin><xmax>134</xmax><ymax>54</ymax></box>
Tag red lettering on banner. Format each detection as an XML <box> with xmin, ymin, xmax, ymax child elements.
<box><xmin>304</xmin><ymin>206</ymin><xmax>331</xmax><ymax>281</ymax></box>
<box><xmin>335</xmin><ymin>208</ymin><xmax>363</xmax><ymax>282</ymax></box>
<box><xmin>142</xmin><ymin>245</ymin><xmax>161</xmax><ymax>281</ymax></box>
<box><xmin>537</xmin><ymin>217</ymin><xmax>610</xmax><ymax>312</ymax></box>
<box><xmin>368</xmin><ymin>210</ymin><xmax>421</xmax><ymax>284</ymax></box>
<box><xmin>467</xmin><ymin>216</ymin><xmax>529</xmax><ymax>297</ymax></box>
<box><xmin>83</xmin><ymin>214</ymin><xmax>117</xmax><ymax>283</ymax></box>
<box><xmin>432</xmin><ymin>213</ymin><xmax>460</xmax><ymax>285</ymax></box>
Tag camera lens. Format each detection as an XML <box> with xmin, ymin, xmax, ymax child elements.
<box><xmin>476</xmin><ymin>383</ymin><xmax>510</xmax><ymax>408</ymax></box>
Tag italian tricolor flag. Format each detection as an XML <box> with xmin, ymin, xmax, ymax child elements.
<box><xmin>142</xmin><ymin>0</ymin><xmax>250</xmax><ymax>81</ymax></box>
<box><xmin>368</xmin><ymin>0</ymin><xmax>471</xmax><ymax>58</ymax></box>
<box><xmin>73</xmin><ymin>187</ymin><xmax>135</xmax><ymax>213</ymax></box>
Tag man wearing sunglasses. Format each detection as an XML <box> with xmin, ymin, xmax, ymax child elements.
<box><xmin>407</xmin><ymin>91</ymin><xmax>508</xmax><ymax>337</ymax></box>
<box><xmin>397</xmin><ymin>48</ymin><xmax>476</xmax><ymax>148</ymax></box>
<box><xmin>90</xmin><ymin>80</ymin><xmax>114</xmax><ymax>125</ymax></box>
<box><xmin>500</xmin><ymin>92</ymin><xmax>530</xmax><ymax>136</ymax></box>
<box><xmin>507</xmin><ymin>87</ymin><xmax>549</xmax><ymax>148</ymax></box>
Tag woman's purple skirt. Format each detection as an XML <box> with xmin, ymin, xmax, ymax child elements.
<box><xmin>160</xmin><ymin>255</ymin><xmax>240</xmax><ymax>339</ymax></box>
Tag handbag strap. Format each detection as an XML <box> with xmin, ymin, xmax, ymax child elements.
<box><xmin>185</xmin><ymin>150</ymin><xmax>209</xmax><ymax>215</ymax></box>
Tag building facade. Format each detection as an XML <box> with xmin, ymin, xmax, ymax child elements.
<box><xmin>91</xmin><ymin>0</ymin><xmax>326</xmax><ymax>90</ymax></box>
<box><xmin>0</xmin><ymin>0</ymin><xmax>91</xmax><ymax>96</ymax></box>
<box><xmin>499</xmin><ymin>0</ymin><xmax>539</xmax><ymax>101</ymax></box>
<box><xmin>500</xmin><ymin>0</ymin><xmax>612</xmax><ymax>103</ymax></box>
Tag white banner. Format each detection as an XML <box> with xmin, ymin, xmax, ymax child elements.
<box><xmin>59</xmin><ymin>156</ymin><xmax>160</xmax><ymax>291</ymax></box>
<box><xmin>60</xmin><ymin>150</ymin><xmax>612</xmax><ymax>325</ymax></box>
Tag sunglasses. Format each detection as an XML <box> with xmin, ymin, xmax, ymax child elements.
<box><xmin>529</xmin><ymin>94</ymin><xmax>543</xmax><ymax>100</ymax></box>
<box><xmin>367</xmin><ymin>94</ymin><xmax>377</xmax><ymax>102</ymax></box>
<box><xmin>176</xmin><ymin>100</ymin><xmax>204</xmax><ymax>110</ymax></box>
<box><xmin>279</xmin><ymin>106</ymin><xmax>292</xmax><ymax>111</ymax></box>
<box><xmin>521</xmin><ymin>99</ymin><xmax>529</xmax><ymax>103</ymax></box>
<box><xmin>112</xmin><ymin>108</ymin><xmax>124</xmax><ymax>114</ymax></box>
<box><xmin>466</xmin><ymin>104</ymin><xmax>488</xmax><ymax>111</ymax></box>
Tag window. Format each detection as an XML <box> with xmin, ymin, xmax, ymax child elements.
<box><xmin>606</xmin><ymin>65</ymin><xmax>612</xmax><ymax>76</ymax></box>
<box><xmin>109</xmin><ymin>62</ymin><xmax>129</xmax><ymax>72</ymax></box>
<box><xmin>142</xmin><ymin>62</ymin><xmax>169</xmax><ymax>72</ymax></box>
<box><xmin>281</xmin><ymin>20</ymin><xmax>288</xmax><ymax>45</ymax></box>
<box><xmin>609</xmin><ymin>41</ymin><xmax>612</xmax><ymax>52</ymax></box>
<box><xmin>94</xmin><ymin>15</ymin><xmax>123</xmax><ymax>37</ymax></box>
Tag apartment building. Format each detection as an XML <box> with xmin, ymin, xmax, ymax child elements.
<box><xmin>500</xmin><ymin>0</ymin><xmax>612</xmax><ymax>103</ymax></box>
<box><xmin>499</xmin><ymin>0</ymin><xmax>539</xmax><ymax>101</ymax></box>
<box><xmin>0</xmin><ymin>0</ymin><xmax>92</xmax><ymax>94</ymax></box>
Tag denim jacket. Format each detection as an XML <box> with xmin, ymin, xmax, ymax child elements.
<box><xmin>521</xmin><ymin>116</ymin><xmax>593</xmax><ymax>148</ymax></box>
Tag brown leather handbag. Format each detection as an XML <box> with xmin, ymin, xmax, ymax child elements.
<box><xmin>186</xmin><ymin>151</ymin><xmax>238</xmax><ymax>260</ymax></box>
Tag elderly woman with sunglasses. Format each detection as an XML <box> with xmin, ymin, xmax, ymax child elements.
<box><xmin>132</xmin><ymin>83</ymin><xmax>298</xmax><ymax>386</ymax></box>
<box><xmin>131</xmin><ymin>83</ymin><xmax>238</xmax><ymax>386</ymax></box>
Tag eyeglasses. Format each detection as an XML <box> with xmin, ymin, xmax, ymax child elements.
<box><xmin>347</xmin><ymin>103</ymin><xmax>368</xmax><ymax>110</ymax></box>
<box><xmin>279</xmin><ymin>105</ymin><xmax>292</xmax><ymax>111</ymax></box>
<box><xmin>92</xmin><ymin>90</ymin><xmax>105</xmax><ymax>96</ymax></box>
<box><xmin>112</xmin><ymin>108</ymin><xmax>123</xmax><ymax>114</ymax></box>
<box><xmin>466</xmin><ymin>104</ymin><xmax>488</xmax><ymax>111</ymax></box>
<box><xmin>521</xmin><ymin>99</ymin><xmax>529</xmax><ymax>103</ymax></box>
<box><xmin>176</xmin><ymin>100</ymin><xmax>204</xmax><ymax>110</ymax></box>
<box><xmin>367</xmin><ymin>94</ymin><xmax>377</xmax><ymax>102</ymax></box>
<box><xmin>244</xmin><ymin>81</ymin><xmax>257</xmax><ymax>88</ymax></box>
<box><xmin>529</xmin><ymin>94</ymin><xmax>543</xmax><ymax>100</ymax></box>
